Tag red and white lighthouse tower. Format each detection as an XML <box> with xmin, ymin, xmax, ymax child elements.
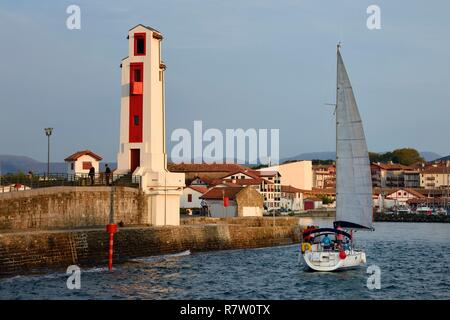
<box><xmin>117</xmin><ymin>24</ymin><xmax>184</xmax><ymax>226</ymax></box>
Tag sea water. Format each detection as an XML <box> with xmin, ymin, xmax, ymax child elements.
<box><xmin>0</xmin><ymin>222</ymin><xmax>448</xmax><ymax>300</ymax></box>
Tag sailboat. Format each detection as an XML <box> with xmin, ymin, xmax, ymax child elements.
<box><xmin>300</xmin><ymin>45</ymin><xmax>374</xmax><ymax>272</ymax></box>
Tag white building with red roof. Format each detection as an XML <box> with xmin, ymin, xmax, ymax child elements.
<box><xmin>181</xmin><ymin>185</ymin><xmax>209</xmax><ymax>209</ymax></box>
<box><xmin>200</xmin><ymin>186</ymin><xmax>263</xmax><ymax>217</ymax></box>
<box><xmin>64</xmin><ymin>150</ymin><xmax>103</xmax><ymax>178</ymax></box>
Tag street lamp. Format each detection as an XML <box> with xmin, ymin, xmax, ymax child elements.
<box><xmin>44</xmin><ymin>128</ymin><xmax>53</xmax><ymax>178</ymax></box>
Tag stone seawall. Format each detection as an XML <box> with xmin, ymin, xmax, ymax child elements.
<box><xmin>0</xmin><ymin>218</ymin><xmax>302</xmax><ymax>276</ymax></box>
<box><xmin>0</xmin><ymin>186</ymin><xmax>147</xmax><ymax>230</ymax></box>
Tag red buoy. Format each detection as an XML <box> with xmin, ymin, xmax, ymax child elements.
<box><xmin>106</xmin><ymin>224</ymin><xmax>118</xmax><ymax>271</ymax></box>
<box><xmin>339</xmin><ymin>250</ymin><xmax>347</xmax><ymax>260</ymax></box>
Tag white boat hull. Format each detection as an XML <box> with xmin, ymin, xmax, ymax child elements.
<box><xmin>300</xmin><ymin>245</ymin><xmax>366</xmax><ymax>272</ymax></box>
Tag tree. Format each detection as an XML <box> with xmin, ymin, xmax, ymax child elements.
<box><xmin>317</xmin><ymin>194</ymin><xmax>334</xmax><ymax>205</ymax></box>
<box><xmin>391</xmin><ymin>148</ymin><xmax>424</xmax><ymax>166</ymax></box>
<box><xmin>369</xmin><ymin>148</ymin><xmax>424</xmax><ymax>166</ymax></box>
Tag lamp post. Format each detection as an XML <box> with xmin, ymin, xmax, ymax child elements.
<box><xmin>44</xmin><ymin>128</ymin><xmax>53</xmax><ymax>178</ymax></box>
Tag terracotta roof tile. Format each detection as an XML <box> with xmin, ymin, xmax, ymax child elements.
<box><xmin>281</xmin><ymin>185</ymin><xmax>308</xmax><ymax>193</ymax></box>
<box><xmin>200</xmin><ymin>186</ymin><xmax>243</xmax><ymax>200</ymax></box>
<box><xmin>64</xmin><ymin>150</ymin><xmax>103</xmax><ymax>162</ymax></box>
<box><xmin>168</xmin><ymin>163</ymin><xmax>248</xmax><ymax>173</ymax></box>
<box><xmin>186</xmin><ymin>185</ymin><xmax>209</xmax><ymax>194</ymax></box>
<box><xmin>421</xmin><ymin>166</ymin><xmax>450</xmax><ymax>174</ymax></box>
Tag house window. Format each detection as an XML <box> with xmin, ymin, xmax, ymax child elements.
<box><xmin>187</xmin><ymin>194</ymin><xmax>192</xmax><ymax>202</ymax></box>
<box><xmin>134</xmin><ymin>115</ymin><xmax>139</xmax><ymax>126</ymax></box>
<box><xmin>82</xmin><ymin>161</ymin><xmax>92</xmax><ymax>170</ymax></box>
<box><xmin>70</xmin><ymin>163</ymin><xmax>74</xmax><ymax>170</ymax></box>
<box><xmin>134</xmin><ymin>33</ymin><xmax>146</xmax><ymax>56</ymax></box>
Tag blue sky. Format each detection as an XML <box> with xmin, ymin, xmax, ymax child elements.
<box><xmin>0</xmin><ymin>0</ymin><xmax>449</xmax><ymax>162</ymax></box>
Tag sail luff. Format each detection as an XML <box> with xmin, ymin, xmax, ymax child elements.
<box><xmin>335</xmin><ymin>48</ymin><xmax>373</xmax><ymax>229</ymax></box>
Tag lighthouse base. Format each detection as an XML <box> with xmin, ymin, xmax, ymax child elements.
<box><xmin>141</xmin><ymin>169</ymin><xmax>185</xmax><ymax>226</ymax></box>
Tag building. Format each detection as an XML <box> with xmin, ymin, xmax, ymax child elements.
<box><xmin>188</xmin><ymin>176</ymin><xmax>210</xmax><ymax>187</ymax></box>
<box><xmin>303</xmin><ymin>197</ymin><xmax>323</xmax><ymax>210</ymax></box>
<box><xmin>200</xmin><ymin>186</ymin><xmax>264</xmax><ymax>217</ymax></box>
<box><xmin>312</xmin><ymin>164</ymin><xmax>335</xmax><ymax>189</ymax></box>
<box><xmin>420</xmin><ymin>163</ymin><xmax>450</xmax><ymax>189</ymax></box>
<box><xmin>256</xmin><ymin>170</ymin><xmax>281</xmax><ymax>211</ymax></box>
<box><xmin>260</xmin><ymin>160</ymin><xmax>312</xmax><ymax>191</ymax></box>
<box><xmin>214</xmin><ymin>169</ymin><xmax>280</xmax><ymax>211</ymax></box>
<box><xmin>371</xmin><ymin>162</ymin><xmax>419</xmax><ymax>188</ymax></box>
<box><xmin>115</xmin><ymin>25</ymin><xmax>185</xmax><ymax>226</ymax></box>
<box><xmin>280</xmin><ymin>185</ymin><xmax>304</xmax><ymax>212</ymax></box>
<box><xmin>64</xmin><ymin>150</ymin><xmax>103</xmax><ymax>178</ymax></box>
<box><xmin>180</xmin><ymin>185</ymin><xmax>208</xmax><ymax>209</ymax></box>
<box><xmin>403</xmin><ymin>171</ymin><xmax>421</xmax><ymax>188</ymax></box>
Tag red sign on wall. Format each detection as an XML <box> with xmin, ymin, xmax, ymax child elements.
<box><xmin>82</xmin><ymin>161</ymin><xmax>92</xmax><ymax>170</ymax></box>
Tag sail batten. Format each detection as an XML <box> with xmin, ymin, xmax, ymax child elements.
<box><xmin>335</xmin><ymin>49</ymin><xmax>373</xmax><ymax>230</ymax></box>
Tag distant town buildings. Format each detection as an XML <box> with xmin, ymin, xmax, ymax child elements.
<box><xmin>420</xmin><ymin>162</ymin><xmax>450</xmax><ymax>189</ymax></box>
<box><xmin>312</xmin><ymin>164</ymin><xmax>335</xmax><ymax>189</ymax></box>
<box><xmin>280</xmin><ymin>185</ymin><xmax>304</xmax><ymax>211</ymax></box>
<box><xmin>371</xmin><ymin>162</ymin><xmax>420</xmax><ymax>188</ymax></box>
<box><xmin>170</xmin><ymin>157</ymin><xmax>450</xmax><ymax>216</ymax></box>
<box><xmin>262</xmin><ymin>160</ymin><xmax>312</xmax><ymax>191</ymax></box>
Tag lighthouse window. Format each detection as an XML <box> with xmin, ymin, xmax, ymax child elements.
<box><xmin>134</xmin><ymin>115</ymin><xmax>139</xmax><ymax>126</ymax></box>
<box><xmin>134</xmin><ymin>33</ymin><xmax>146</xmax><ymax>56</ymax></box>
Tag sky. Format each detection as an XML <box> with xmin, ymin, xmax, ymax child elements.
<box><xmin>0</xmin><ymin>0</ymin><xmax>449</xmax><ymax>163</ymax></box>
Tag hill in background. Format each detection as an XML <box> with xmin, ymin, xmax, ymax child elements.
<box><xmin>0</xmin><ymin>155</ymin><xmax>116</xmax><ymax>174</ymax></box>
<box><xmin>282</xmin><ymin>151</ymin><xmax>443</xmax><ymax>163</ymax></box>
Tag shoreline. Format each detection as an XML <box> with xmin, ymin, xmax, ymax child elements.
<box><xmin>373</xmin><ymin>213</ymin><xmax>450</xmax><ymax>223</ymax></box>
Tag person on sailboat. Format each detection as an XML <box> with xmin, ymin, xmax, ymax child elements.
<box><xmin>335</xmin><ymin>225</ymin><xmax>344</xmax><ymax>250</ymax></box>
<box><xmin>343</xmin><ymin>239</ymin><xmax>351</xmax><ymax>251</ymax></box>
<box><xmin>303</xmin><ymin>226</ymin><xmax>314</xmax><ymax>243</ymax></box>
<box><xmin>321</xmin><ymin>234</ymin><xmax>332</xmax><ymax>250</ymax></box>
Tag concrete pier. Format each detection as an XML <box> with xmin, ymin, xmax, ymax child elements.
<box><xmin>0</xmin><ymin>217</ymin><xmax>302</xmax><ymax>276</ymax></box>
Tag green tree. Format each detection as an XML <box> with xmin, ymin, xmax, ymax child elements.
<box><xmin>317</xmin><ymin>194</ymin><xmax>334</xmax><ymax>205</ymax></box>
<box><xmin>369</xmin><ymin>148</ymin><xmax>423</xmax><ymax>166</ymax></box>
<box><xmin>391</xmin><ymin>148</ymin><xmax>424</xmax><ymax>165</ymax></box>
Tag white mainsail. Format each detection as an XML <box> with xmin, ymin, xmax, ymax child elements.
<box><xmin>335</xmin><ymin>47</ymin><xmax>373</xmax><ymax>229</ymax></box>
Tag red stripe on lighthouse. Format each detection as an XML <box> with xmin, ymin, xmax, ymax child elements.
<box><xmin>129</xmin><ymin>62</ymin><xmax>143</xmax><ymax>143</ymax></box>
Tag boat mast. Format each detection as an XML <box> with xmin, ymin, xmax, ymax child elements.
<box><xmin>335</xmin><ymin>43</ymin><xmax>340</xmax><ymax>220</ymax></box>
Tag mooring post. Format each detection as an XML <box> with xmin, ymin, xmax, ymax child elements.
<box><xmin>106</xmin><ymin>184</ymin><xmax>118</xmax><ymax>271</ymax></box>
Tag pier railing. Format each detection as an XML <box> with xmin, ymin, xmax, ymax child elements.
<box><xmin>0</xmin><ymin>172</ymin><xmax>141</xmax><ymax>192</ymax></box>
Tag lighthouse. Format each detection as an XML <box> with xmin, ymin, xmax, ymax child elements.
<box><xmin>116</xmin><ymin>24</ymin><xmax>185</xmax><ymax>226</ymax></box>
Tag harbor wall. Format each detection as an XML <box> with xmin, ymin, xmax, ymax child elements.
<box><xmin>0</xmin><ymin>217</ymin><xmax>302</xmax><ymax>276</ymax></box>
<box><xmin>0</xmin><ymin>186</ymin><xmax>148</xmax><ymax>230</ymax></box>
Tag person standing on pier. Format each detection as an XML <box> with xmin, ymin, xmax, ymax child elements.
<box><xmin>201</xmin><ymin>199</ymin><xmax>209</xmax><ymax>217</ymax></box>
<box><xmin>88</xmin><ymin>166</ymin><xmax>95</xmax><ymax>185</ymax></box>
<box><xmin>104</xmin><ymin>164</ymin><xmax>111</xmax><ymax>186</ymax></box>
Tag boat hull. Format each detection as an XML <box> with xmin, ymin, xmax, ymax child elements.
<box><xmin>300</xmin><ymin>248</ymin><xmax>366</xmax><ymax>272</ymax></box>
